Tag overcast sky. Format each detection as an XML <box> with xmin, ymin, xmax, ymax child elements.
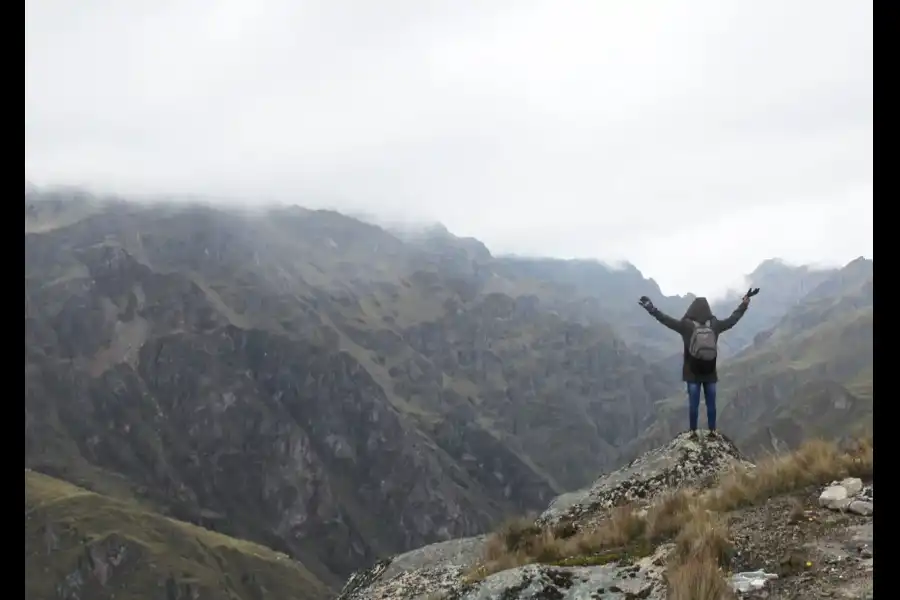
<box><xmin>26</xmin><ymin>0</ymin><xmax>872</xmax><ymax>297</ymax></box>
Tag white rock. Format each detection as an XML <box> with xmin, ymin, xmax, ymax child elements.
<box><xmin>848</xmin><ymin>500</ymin><xmax>873</xmax><ymax>516</ymax></box>
<box><xmin>730</xmin><ymin>570</ymin><xmax>778</xmax><ymax>593</ymax></box>
<box><xmin>819</xmin><ymin>485</ymin><xmax>849</xmax><ymax>508</ymax></box>
<box><xmin>827</xmin><ymin>498</ymin><xmax>852</xmax><ymax>511</ymax></box>
<box><xmin>841</xmin><ymin>477</ymin><xmax>864</xmax><ymax>497</ymax></box>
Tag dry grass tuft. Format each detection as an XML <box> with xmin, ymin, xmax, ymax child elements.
<box><xmin>673</xmin><ymin>509</ymin><xmax>732</xmax><ymax>567</ymax></box>
<box><xmin>587</xmin><ymin>504</ymin><xmax>647</xmax><ymax>548</ymax></box>
<box><xmin>466</xmin><ymin>505</ymin><xmax>654</xmax><ymax>581</ymax></box>
<box><xmin>667</xmin><ymin>558</ymin><xmax>736</xmax><ymax>600</ymax></box>
<box><xmin>666</xmin><ymin>507</ymin><xmax>735</xmax><ymax>599</ymax></box>
<box><xmin>646</xmin><ymin>489</ymin><xmax>694</xmax><ymax>541</ymax></box>
<box><xmin>492</xmin><ymin>514</ymin><xmax>543</xmax><ymax>555</ymax></box>
<box><xmin>705</xmin><ymin>436</ymin><xmax>873</xmax><ymax>512</ymax></box>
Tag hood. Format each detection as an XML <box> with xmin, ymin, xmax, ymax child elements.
<box><xmin>683</xmin><ymin>297</ymin><xmax>713</xmax><ymax>322</ymax></box>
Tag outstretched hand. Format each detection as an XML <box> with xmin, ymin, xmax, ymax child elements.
<box><xmin>638</xmin><ymin>296</ymin><xmax>654</xmax><ymax>311</ymax></box>
<box><xmin>741</xmin><ymin>287</ymin><xmax>760</xmax><ymax>306</ymax></box>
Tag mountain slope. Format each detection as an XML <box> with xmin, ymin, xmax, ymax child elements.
<box><xmin>25</xmin><ymin>470</ymin><xmax>331</xmax><ymax>600</ymax></box>
<box><xmin>709</xmin><ymin>258</ymin><xmax>839</xmax><ymax>358</ymax></box>
<box><xmin>623</xmin><ymin>258</ymin><xmax>873</xmax><ymax>459</ymax></box>
<box><xmin>487</xmin><ymin>257</ymin><xmax>697</xmax><ymax>361</ymax></box>
<box><xmin>24</xmin><ymin>191</ymin><xmax>677</xmax><ymax>581</ymax></box>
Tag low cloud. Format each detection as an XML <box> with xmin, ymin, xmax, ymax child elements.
<box><xmin>26</xmin><ymin>0</ymin><xmax>872</xmax><ymax>295</ymax></box>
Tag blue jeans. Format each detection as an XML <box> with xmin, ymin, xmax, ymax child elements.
<box><xmin>687</xmin><ymin>382</ymin><xmax>717</xmax><ymax>431</ymax></box>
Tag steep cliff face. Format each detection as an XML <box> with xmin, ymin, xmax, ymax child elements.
<box><xmin>24</xmin><ymin>193</ymin><xmax>678</xmax><ymax>583</ymax></box>
<box><xmin>24</xmin><ymin>233</ymin><xmax>524</xmax><ymax>583</ymax></box>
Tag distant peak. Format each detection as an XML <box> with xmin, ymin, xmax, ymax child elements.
<box><xmin>749</xmin><ymin>258</ymin><xmax>798</xmax><ymax>276</ymax></box>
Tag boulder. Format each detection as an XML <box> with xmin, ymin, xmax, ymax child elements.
<box><xmin>538</xmin><ymin>432</ymin><xmax>752</xmax><ymax>526</ymax></box>
<box><xmin>818</xmin><ymin>485</ymin><xmax>849</xmax><ymax>509</ymax></box>
<box><xmin>848</xmin><ymin>501</ymin><xmax>873</xmax><ymax>516</ymax></box>
<box><xmin>840</xmin><ymin>478</ymin><xmax>864</xmax><ymax>497</ymax></box>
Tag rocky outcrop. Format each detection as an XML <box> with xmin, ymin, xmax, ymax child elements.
<box><xmin>336</xmin><ymin>431</ymin><xmax>878</xmax><ymax>600</ymax></box>
<box><xmin>337</xmin><ymin>433</ymin><xmax>750</xmax><ymax>600</ymax></box>
<box><xmin>455</xmin><ymin>551</ymin><xmax>669</xmax><ymax>600</ymax></box>
<box><xmin>337</xmin><ymin>543</ymin><xmax>672</xmax><ymax>600</ymax></box>
<box><xmin>538</xmin><ymin>432</ymin><xmax>751</xmax><ymax>526</ymax></box>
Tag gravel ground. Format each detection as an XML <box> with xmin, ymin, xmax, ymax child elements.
<box><xmin>727</xmin><ymin>485</ymin><xmax>873</xmax><ymax>599</ymax></box>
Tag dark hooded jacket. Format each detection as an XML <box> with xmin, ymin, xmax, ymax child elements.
<box><xmin>647</xmin><ymin>296</ymin><xmax>748</xmax><ymax>383</ymax></box>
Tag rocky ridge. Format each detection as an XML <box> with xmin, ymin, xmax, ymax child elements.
<box><xmin>336</xmin><ymin>433</ymin><xmax>874</xmax><ymax>600</ymax></box>
<box><xmin>336</xmin><ymin>432</ymin><xmax>750</xmax><ymax>600</ymax></box>
<box><xmin>537</xmin><ymin>432</ymin><xmax>753</xmax><ymax>528</ymax></box>
<box><xmin>339</xmin><ymin>545</ymin><xmax>673</xmax><ymax>600</ymax></box>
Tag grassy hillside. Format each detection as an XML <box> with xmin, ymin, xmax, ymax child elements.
<box><xmin>25</xmin><ymin>470</ymin><xmax>331</xmax><ymax>600</ymax></box>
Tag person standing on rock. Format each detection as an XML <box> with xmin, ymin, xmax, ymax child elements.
<box><xmin>638</xmin><ymin>291</ymin><xmax>756</xmax><ymax>439</ymax></box>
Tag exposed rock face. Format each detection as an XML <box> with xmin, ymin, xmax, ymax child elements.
<box><xmin>24</xmin><ymin>193</ymin><xmax>680</xmax><ymax>584</ymax></box>
<box><xmin>457</xmin><ymin>555</ymin><xmax>668</xmax><ymax>600</ymax></box>
<box><xmin>338</xmin><ymin>537</ymin><xmax>489</xmax><ymax>600</ymax></box>
<box><xmin>337</xmin><ymin>543</ymin><xmax>672</xmax><ymax>600</ymax></box>
<box><xmin>538</xmin><ymin>432</ymin><xmax>751</xmax><ymax>526</ymax></box>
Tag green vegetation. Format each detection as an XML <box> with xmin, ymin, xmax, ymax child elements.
<box><xmin>25</xmin><ymin>470</ymin><xmax>331</xmax><ymax>600</ymax></box>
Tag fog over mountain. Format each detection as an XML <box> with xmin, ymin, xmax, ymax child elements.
<box><xmin>26</xmin><ymin>0</ymin><xmax>872</xmax><ymax>296</ymax></box>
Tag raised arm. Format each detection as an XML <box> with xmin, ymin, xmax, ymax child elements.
<box><xmin>715</xmin><ymin>300</ymin><xmax>749</xmax><ymax>334</ymax></box>
<box><xmin>639</xmin><ymin>297</ymin><xmax>686</xmax><ymax>334</ymax></box>
<box><xmin>649</xmin><ymin>306</ymin><xmax>685</xmax><ymax>333</ymax></box>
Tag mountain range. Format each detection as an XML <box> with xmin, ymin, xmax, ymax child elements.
<box><xmin>24</xmin><ymin>188</ymin><xmax>872</xmax><ymax>598</ymax></box>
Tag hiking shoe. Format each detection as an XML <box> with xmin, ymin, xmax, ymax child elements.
<box><xmin>707</xmin><ymin>430</ymin><xmax>718</xmax><ymax>439</ymax></box>
<box><xmin>688</xmin><ymin>430</ymin><xmax>699</xmax><ymax>441</ymax></box>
